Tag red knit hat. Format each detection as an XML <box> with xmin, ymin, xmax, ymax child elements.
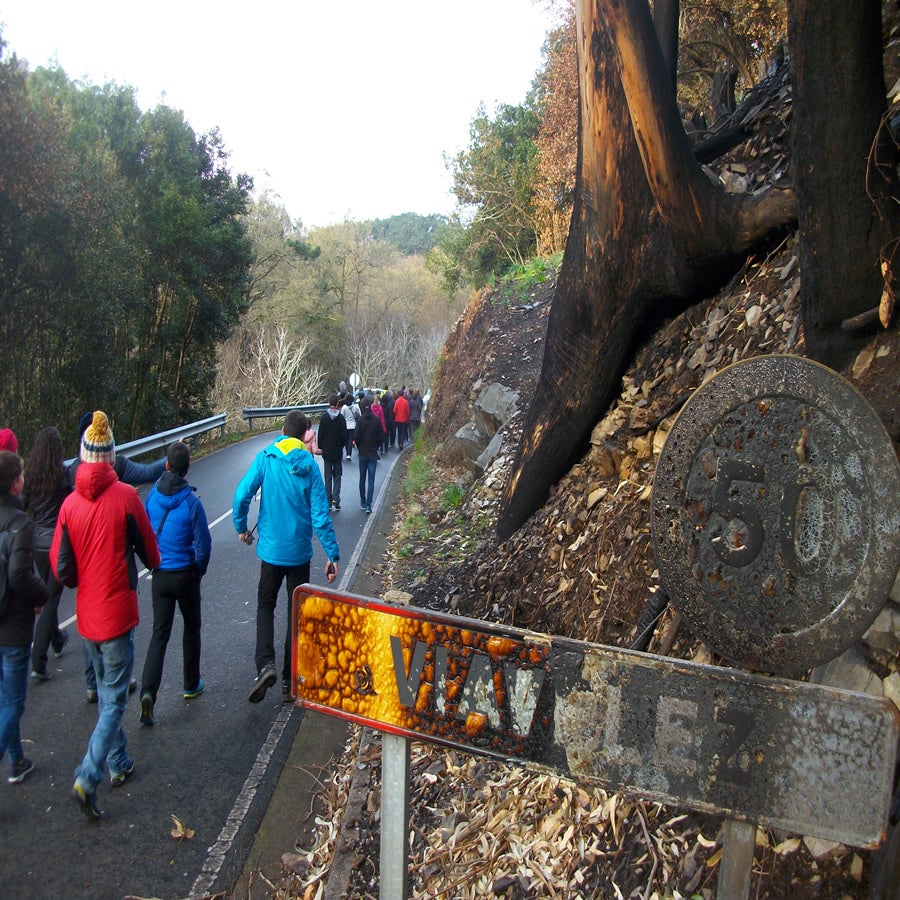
<box><xmin>0</xmin><ymin>428</ymin><xmax>18</xmax><ymax>453</ymax></box>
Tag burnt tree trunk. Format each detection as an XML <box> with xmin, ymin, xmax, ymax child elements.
<box><xmin>497</xmin><ymin>0</ymin><xmax>796</xmax><ymax>541</ymax></box>
<box><xmin>787</xmin><ymin>0</ymin><xmax>898</xmax><ymax>369</ymax></box>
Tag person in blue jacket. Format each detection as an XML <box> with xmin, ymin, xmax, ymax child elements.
<box><xmin>233</xmin><ymin>410</ymin><xmax>339</xmax><ymax>704</ymax></box>
<box><xmin>138</xmin><ymin>442</ymin><xmax>211</xmax><ymax>726</ymax></box>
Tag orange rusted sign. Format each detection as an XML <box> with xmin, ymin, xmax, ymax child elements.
<box><xmin>291</xmin><ymin>586</ymin><xmax>898</xmax><ymax>847</ymax></box>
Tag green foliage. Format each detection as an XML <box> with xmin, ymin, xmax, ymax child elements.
<box><xmin>438</xmin><ymin>101</ymin><xmax>541</xmax><ymax>289</ymax></box>
<box><xmin>403</xmin><ymin>451</ymin><xmax>432</xmax><ymax>501</ymax></box>
<box><xmin>0</xmin><ymin>42</ymin><xmax>252</xmax><ymax>451</ymax></box>
<box><xmin>496</xmin><ymin>253</ymin><xmax>564</xmax><ymax>305</ymax></box>
<box><xmin>441</xmin><ymin>482</ymin><xmax>465</xmax><ymax>511</ymax></box>
<box><xmin>372</xmin><ymin>212</ymin><xmax>447</xmax><ymax>255</ymax></box>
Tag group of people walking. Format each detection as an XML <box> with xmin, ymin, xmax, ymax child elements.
<box><xmin>316</xmin><ymin>386</ymin><xmax>422</xmax><ymax>515</ymax></box>
<box><xmin>0</xmin><ymin>386</ymin><xmax>417</xmax><ymax>819</ymax></box>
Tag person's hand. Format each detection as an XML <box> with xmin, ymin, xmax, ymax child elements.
<box><xmin>326</xmin><ymin>561</ymin><xmax>338</xmax><ymax>583</ymax></box>
<box><xmin>239</xmin><ymin>530</ymin><xmax>254</xmax><ymax>545</ymax></box>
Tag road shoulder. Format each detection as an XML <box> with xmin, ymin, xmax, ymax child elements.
<box><xmin>233</xmin><ymin>450</ymin><xmax>408</xmax><ymax>898</ymax></box>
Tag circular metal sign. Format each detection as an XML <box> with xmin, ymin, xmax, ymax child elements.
<box><xmin>651</xmin><ymin>355</ymin><xmax>900</xmax><ymax>673</ymax></box>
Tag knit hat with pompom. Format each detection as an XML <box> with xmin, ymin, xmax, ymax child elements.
<box><xmin>80</xmin><ymin>411</ymin><xmax>116</xmax><ymax>464</ymax></box>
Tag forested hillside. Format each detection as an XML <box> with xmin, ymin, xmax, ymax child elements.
<box><xmin>0</xmin><ymin>35</ymin><xmax>463</xmax><ymax>457</ymax></box>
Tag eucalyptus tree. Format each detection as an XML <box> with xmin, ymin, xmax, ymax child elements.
<box><xmin>498</xmin><ymin>0</ymin><xmax>893</xmax><ymax>538</ymax></box>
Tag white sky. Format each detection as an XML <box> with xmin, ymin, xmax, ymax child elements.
<box><xmin>0</xmin><ymin>1</ymin><xmax>554</xmax><ymax>229</ymax></box>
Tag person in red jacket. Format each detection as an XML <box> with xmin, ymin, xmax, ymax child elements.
<box><xmin>51</xmin><ymin>411</ymin><xmax>160</xmax><ymax>820</ymax></box>
<box><xmin>393</xmin><ymin>389</ymin><xmax>411</xmax><ymax>450</ymax></box>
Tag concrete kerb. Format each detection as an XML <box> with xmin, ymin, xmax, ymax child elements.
<box><xmin>233</xmin><ymin>449</ymin><xmax>410</xmax><ymax>899</ymax></box>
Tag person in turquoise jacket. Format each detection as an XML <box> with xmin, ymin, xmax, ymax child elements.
<box><xmin>233</xmin><ymin>410</ymin><xmax>339</xmax><ymax>704</ymax></box>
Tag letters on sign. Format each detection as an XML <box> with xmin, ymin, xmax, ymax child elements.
<box><xmin>292</xmin><ymin>587</ymin><xmax>898</xmax><ymax>848</ymax></box>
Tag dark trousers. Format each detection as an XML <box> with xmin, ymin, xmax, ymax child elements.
<box><xmin>345</xmin><ymin>429</ymin><xmax>355</xmax><ymax>458</ymax></box>
<box><xmin>141</xmin><ymin>568</ymin><xmax>202</xmax><ymax>699</ymax></box>
<box><xmin>396</xmin><ymin>421</ymin><xmax>409</xmax><ymax>448</ymax></box>
<box><xmin>322</xmin><ymin>456</ymin><xmax>343</xmax><ymax>506</ymax></box>
<box><xmin>31</xmin><ymin>549</ymin><xmax>65</xmax><ymax>673</ymax></box>
<box><xmin>256</xmin><ymin>560</ymin><xmax>310</xmax><ymax>682</ymax></box>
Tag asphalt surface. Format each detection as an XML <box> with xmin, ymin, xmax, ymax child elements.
<box><xmin>232</xmin><ymin>446</ymin><xmax>406</xmax><ymax>899</ymax></box>
<box><xmin>0</xmin><ymin>431</ymin><xmax>403</xmax><ymax>900</ymax></box>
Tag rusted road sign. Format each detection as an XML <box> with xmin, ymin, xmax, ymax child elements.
<box><xmin>292</xmin><ymin>586</ymin><xmax>898</xmax><ymax>847</ymax></box>
<box><xmin>652</xmin><ymin>355</ymin><xmax>900</xmax><ymax>673</ymax></box>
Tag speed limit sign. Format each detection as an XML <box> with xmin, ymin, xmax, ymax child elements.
<box><xmin>651</xmin><ymin>355</ymin><xmax>900</xmax><ymax>673</ymax></box>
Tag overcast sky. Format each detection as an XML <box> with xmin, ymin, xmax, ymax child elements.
<box><xmin>1</xmin><ymin>1</ymin><xmax>555</xmax><ymax>229</ymax></box>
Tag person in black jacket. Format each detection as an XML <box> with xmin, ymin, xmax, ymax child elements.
<box><xmin>317</xmin><ymin>394</ymin><xmax>348</xmax><ymax>511</ymax></box>
<box><xmin>354</xmin><ymin>397</ymin><xmax>383</xmax><ymax>514</ymax></box>
<box><xmin>0</xmin><ymin>450</ymin><xmax>50</xmax><ymax>784</ymax></box>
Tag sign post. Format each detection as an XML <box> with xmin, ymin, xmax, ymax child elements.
<box><xmin>292</xmin><ymin>586</ymin><xmax>898</xmax><ymax>896</ymax></box>
<box><xmin>292</xmin><ymin>357</ymin><xmax>900</xmax><ymax>898</ymax></box>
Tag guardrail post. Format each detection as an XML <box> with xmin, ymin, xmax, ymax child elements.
<box><xmin>381</xmin><ymin>733</ymin><xmax>411</xmax><ymax>900</ymax></box>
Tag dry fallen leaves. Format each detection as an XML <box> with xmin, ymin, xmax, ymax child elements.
<box><xmin>170</xmin><ymin>814</ymin><xmax>195</xmax><ymax>842</ymax></box>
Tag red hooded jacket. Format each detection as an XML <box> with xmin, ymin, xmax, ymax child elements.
<box><xmin>393</xmin><ymin>394</ymin><xmax>410</xmax><ymax>424</ymax></box>
<box><xmin>51</xmin><ymin>462</ymin><xmax>160</xmax><ymax>642</ymax></box>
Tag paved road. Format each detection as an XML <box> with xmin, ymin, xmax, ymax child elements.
<box><xmin>0</xmin><ymin>432</ymin><xmax>399</xmax><ymax>900</ymax></box>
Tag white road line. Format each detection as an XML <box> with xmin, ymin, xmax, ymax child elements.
<box><xmin>189</xmin><ymin>463</ymin><xmax>392</xmax><ymax>893</ymax></box>
<box><xmin>59</xmin><ymin>505</ymin><xmax>239</xmax><ymax>630</ymax></box>
<box><xmin>55</xmin><ymin>476</ymin><xmax>379</xmax><ymax>896</ymax></box>
<box><xmin>190</xmin><ymin>701</ymin><xmax>295</xmax><ymax>897</ymax></box>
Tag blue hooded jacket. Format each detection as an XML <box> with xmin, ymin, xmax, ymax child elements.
<box><xmin>145</xmin><ymin>470</ymin><xmax>212</xmax><ymax>576</ymax></box>
<box><xmin>232</xmin><ymin>437</ymin><xmax>339</xmax><ymax>568</ymax></box>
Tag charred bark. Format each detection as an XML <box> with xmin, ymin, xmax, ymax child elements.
<box><xmin>787</xmin><ymin>0</ymin><xmax>898</xmax><ymax>369</ymax></box>
<box><xmin>497</xmin><ymin>0</ymin><xmax>796</xmax><ymax>541</ymax></box>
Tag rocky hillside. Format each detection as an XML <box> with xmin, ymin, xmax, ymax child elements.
<box><xmin>279</xmin><ymin>17</ymin><xmax>900</xmax><ymax>899</ymax></box>
<box><xmin>368</xmin><ymin>59</ymin><xmax>898</xmax><ymax>900</ymax></box>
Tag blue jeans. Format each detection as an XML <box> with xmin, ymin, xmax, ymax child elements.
<box><xmin>358</xmin><ymin>454</ymin><xmax>378</xmax><ymax>509</ymax></box>
<box><xmin>77</xmin><ymin>630</ymin><xmax>134</xmax><ymax>790</ymax></box>
<box><xmin>0</xmin><ymin>644</ymin><xmax>29</xmax><ymax>764</ymax></box>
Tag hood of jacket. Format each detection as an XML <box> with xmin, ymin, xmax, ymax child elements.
<box><xmin>326</xmin><ymin>407</ymin><xmax>341</xmax><ymax>420</ymax></box>
<box><xmin>264</xmin><ymin>436</ymin><xmax>312</xmax><ymax>473</ymax></box>
<box><xmin>153</xmin><ymin>470</ymin><xmax>193</xmax><ymax>507</ymax></box>
<box><xmin>75</xmin><ymin>462</ymin><xmax>119</xmax><ymax>501</ymax></box>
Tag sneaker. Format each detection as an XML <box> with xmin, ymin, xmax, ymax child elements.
<box><xmin>333</xmin><ymin>501</ymin><xmax>341</xmax><ymax>511</ymax></box>
<box><xmin>86</xmin><ymin>688</ymin><xmax>98</xmax><ymax>704</ymax></box>
<box><xmin>72</xmin><ymin>782</ymin><xmax>102</xmax><ymax>820</ymax></box>
<box><xmin>128</xmin><ymin>678</ymin><xmax>137</xmax><ymax>695</ymax></box>
<box><xmin>8</xmin><ymin>757</ymin><xmax>34</xmax><ymax>784</ymax></box>
<box><xmin>248</xmin><ymin>664</ymin><xmax>276</xmax><ymax>703</ymax></box>
<box><xmin>30</xmin><ymin>669</ymin><xmax>51</xmax><ymax>682</ymax></box>
<box><xmin>282</xmin><ymin>679</ymin><xmax>293</xmax><ymax>703</ymax></box>
<box><xmin>110</xmin><ymin>760</ymin><xmax>134</xmax><ymax>787</ymax></box>
<box><xmin>361</xmin><ymin>501</ymin><xmax>367</xmax><ymax>510</ymax></box>
<box><xmin>183</xmin><ymin>679</ymin><xmax>205</xmax><ymax>699</ymax></box>
<box><xmin>52</xmin><ymin>630</ymin><xmax>69</xmax><ymax>657</ymax></box>
<box><xmin>366</xmin><ymin>505</ymin><xmax>372</xmax><ymax>514</ymax></box>
<box><xmin>139</xmin><ymin>691</ymin><xmax>154</xmax><ymax>726</ymax></box>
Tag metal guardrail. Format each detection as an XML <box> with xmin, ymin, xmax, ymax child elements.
<box><xmin>241</xmin><ymin>404</ymin><xmax>329</xmax><ymax>429</ymax></box>
<box><xmin>64</xmin><ymin>413</ymin><xmax>227</xmax><ymax>466</ymax></box>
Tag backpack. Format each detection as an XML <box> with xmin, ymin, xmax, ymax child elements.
<box><xmin>0</xmin><ymin>529</ymin><xmax>9</xmax><ymax>619</ymax></box>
